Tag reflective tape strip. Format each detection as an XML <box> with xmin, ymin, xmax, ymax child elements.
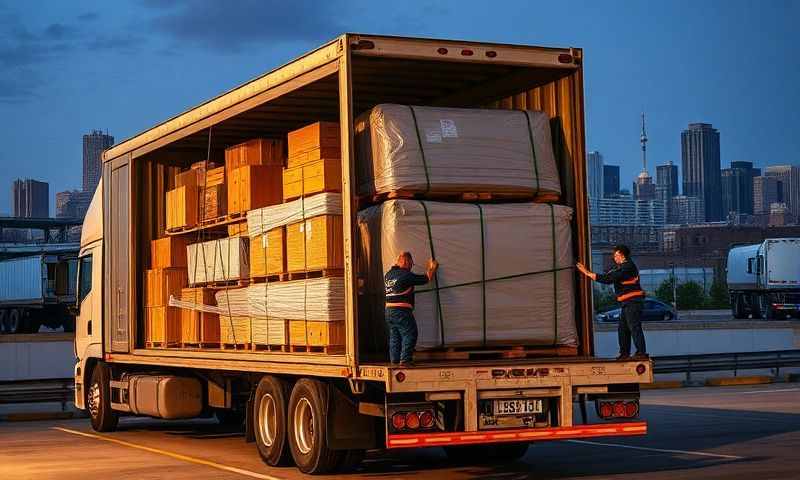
<box><xmin>617</xmin><ymin>290</ymin><xmax>645</xmax><ymax>302</ymax></box>
<box><xmin>621</xmin><ymin>276</ymin><xmax>640</xmax><ymax>285</ymax></box>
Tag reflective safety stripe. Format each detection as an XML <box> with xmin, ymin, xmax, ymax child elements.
<box><xmin>386</xmin><ymin>302</ymin><xmax>414</xmax><ymax>309</ymax></box>
<box><xmin>621</xmin><ymin>276</ymin><xmax>640</xmax><ymax>286</ymax></box>
<box><xmin>617</xmin><ymin>290</ymin><xmax>645</xmax><ymax>302</ymax></box>
<box><xmin>387</xmin><ymin>286</ymin><xmax>414</xmax><ymax>297</ymax></box>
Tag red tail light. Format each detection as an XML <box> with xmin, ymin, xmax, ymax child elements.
<box><xmin>625</xmin><ymin>402</ymin><xmax>639</xmax><ymax>417</ymax></box>
<box><xmin>613</xmin><ymin>401</ymin><xmax>626</xmax><ymax>417</ymax></box>
<box><xmin>485</xmin><ymin>50</ymin><xmax>497</xmax><ymax>58</ymax></box>
<box><xmin>558</xmin><ymin>53</ymin><xmax>573</xmax><ymax>64</ymax></box>
<box><xmin>599</xmin><ymin>403</ymin><xmax>613</xmax><ymax>418</ymax></box>
<box><xmin>636</xmin><ymin>363</ymin><xmax>647</xmax><ymax>375</ymax></box>
<box><xmin>406</xmin><ymin>412</ymin><xmax>420</xmax><ymax>430</ymax></box>
<box><xmin>391</xmin><ymin>412</ymin><xmax>406</xmax><ymax>430</ymax></box>
<box><xmin>420</xmin><ymin>410</ymin><xmax>434</xmax><ymax>428</ymax></box>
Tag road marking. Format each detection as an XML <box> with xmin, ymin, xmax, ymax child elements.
<box><xmin>52</xmin><ymin>427</ymin><xmax>284</xmax><ymax>479</ymax></box>
<box><xmin>740</xmin><ymin>388</ymin><xmax>800</xmax><ymax>395</ymax></box>
<box><xmin>565</xmin><ymin>439</ymin><xmax>743</xmax><ymax>460</ymax></box>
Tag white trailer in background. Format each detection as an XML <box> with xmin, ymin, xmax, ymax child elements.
<box><xmin>727</xmin><ymin>238</ymin><xmax>800</xmax><ymax>319</ymax></box>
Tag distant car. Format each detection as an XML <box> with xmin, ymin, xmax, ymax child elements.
<box><xmin>596</xmin><ymin>298</ymin><xmax>677</xmax><ymax>322</ymax></box>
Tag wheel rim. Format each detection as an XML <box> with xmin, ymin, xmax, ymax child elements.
<box><xmin>88</xmin><ymin>381</ymin><xmax>101</xmax><ymax>418</ymax></box>
<box><xmin>293</xmin><ymin>397</ymin><xmax>314</xmax><ymax>455</ymax></box>
<box><xmin>8</xmin><ymin>313</ymin><xmax>18</xmax><ymax>334</ymax></box>
<box><xmin>258</xmin><ymin>393</ymin><xmax>277</xmax><ymax>447</ymax></box>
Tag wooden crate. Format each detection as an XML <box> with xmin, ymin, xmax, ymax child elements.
<box><xmin>179</xmin><ymin>288</ymin><xmax>220</xmax><ymax>344</ymax></box>
<box><xmin>282</xmin><ymin>158</ymin><xmax>342</xmax><ymax>201</ymax></box>
<box><xmin>252</xmin><ymin>317</ymin><xmax>289</xmax><ymax>345</ymax></box>
<box><xmin>206</xmin><ymin>166</ymin><xmax>225</xmax><ymax>187</ymax></box>
<box><xmin>286</xmin><ymin>215</ymin><xmax>343</xmax><ymax>272</ymax></box>
<box><xmin>219</xmin><ymin>316</ymin><xmax>252</xmax><ymax>345</ymax></box>
<box><xmin>228</xmin><ymin>165</ymin><xmax>283</xmax><ymax>215</ymax></box>
<box><xmin>145</xmin><ymin>306</ymin><xmax>181</xmax><ymax>346</ymax></box>
<box><xmin>289</xmin><ymin>320</ymin><xmax>345</xmax><ymax>347</ymax></box>
<box><xmin>201</xmin><ymin>184</ymin><xmax>226</xmax><ymax>220</ymax></box>
<box><xmin>227</xmin><ymin>222</ymin><xmax>249</xmax><ymax>237</ymax></box>
<box><xmin>166</xmin><ymin>185</ymin><xmax>199</xmax><ymax>230</ymax></box>
<box><xmin>287</xmin><ymin>147</ymin><xmax>341</xmax><ymax>169</ymax></box>
<box><xmin>145</xmin><ymin>268</ymin><xmax>188</xmax><ymax>307</ymax></box>
<box><xmin>151</xmin><ymin>236</ymin><xmax>189</xmax><ymax>269</ymax></box>
<box><xmin>288</xmin><ymin>122</ymin><xmax>340</xmax><ymax>158</ymax></box>
<box><xmin>250</xmin><ymin>227</ymin><xmax>286</xmax><ymax>277</ymax></box>
<box><xmin>175</xmin><ymin>162</ymin><xmax>220</xmax><ymax>188</ymax></box>
<box><xmin>225</xmin><ymin>138</ymin><xmax>284</xmax><ymax>180</ymax></box>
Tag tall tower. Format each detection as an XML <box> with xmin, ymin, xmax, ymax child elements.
<box><xmin>83</xmin><ymin>130</ymin><xmax>114</xmax><ymax>193</ymax></box>
<box><xmin>681</xmin><ymin>123</ymin><xmax>722</xmax><ymax>221</ymax></box>
<box><xmin>634</xmin><ymin>113</ymin><xmax>656</xmax><ymax>201</ymax></box>
<box><xmin>640</xmin><ymin>112</ymin><xmax>648</xmax><ymax>173</ymax></box>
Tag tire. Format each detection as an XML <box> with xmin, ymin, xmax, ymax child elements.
<box><xmin>732</xmin><ymin>294</ymin><xmax>744</xmax><ymax>319</ymax></box>
<box><xmin>0</xmin><ymin>310</ymin><xmax>6</xmax><ymax>334</ymax></box>
<box><xmin>287</xmin><ymin>378</ymin><xmax>343</xmax><ymax>474</ymax></box>
<box><xmin>444</xmin><ymin>443</ymin><xmax>529</xmax><ymax>464</ymax></box>
<box><xmin>254</xmin><ymin>376</ymin><xmax>292</xmax><ymax>467</ymax></box>
<box><xmin>757</xmin><ymin>295</ymin><xmax>774</xmax><ymax>320</ymax></box>
<box><xmin>88</xmin><ymin>363</ymin><xmax>119</xmax><ymax>432</ymax></box>
<box><xmin>7</xmin><ymin>309</ymin><xmax>21</xmax><ymax>334</ymax></box>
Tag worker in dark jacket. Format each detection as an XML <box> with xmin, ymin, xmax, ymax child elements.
<box><xmin>385</xmin><ymin>251</ymin><xmax>438</xmax><ymax>367</ymax></box>
<box><xmin>576</xmin><ymin>245</ymin><xmax>648</xmax><ymax>360</ymax></box>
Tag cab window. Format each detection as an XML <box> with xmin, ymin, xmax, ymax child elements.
<box><xmin>78</xmin><ymin>254</ymin><xmax>92</xmax><ymax>305</ymax></box>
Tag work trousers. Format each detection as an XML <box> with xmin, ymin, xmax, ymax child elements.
<box><xmin>618</xmin><ymin>299</ymin><xmax>647</xmax><ymax>356</ymax></box>
<box><xmin>385</xmin><ymin>307</ymin><xmax>418</xmax><ymax>364</ymax></box>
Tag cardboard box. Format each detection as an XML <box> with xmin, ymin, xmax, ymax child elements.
<box><xmin>286</xmin><ymin>215</ymin><xmax>343</xmax><ymax>272</ymax></box>
<box><xmin>179</xmin><ymin>287</ymin><xmax>220</xmax><ymax>344</ymax></box>
<box><xmin>225</xmin><ymin>138</ymin><xmax>284</xmax><ymax>180</ymax></box>
<box><xmin>282</xmin><ymin>158</ymin><xmax>342</xmax><ymax>201</ymax></box>
<box><xmin>145</xmin><ymin>306</ymin><xmax>181</xmax><ymax>345</ymax></box>
<box><xmin>201</xmin><ymin>184</ymin><xmax>226</xmax><ymax>220</ymax></box>
<box><xmin>288</xmin><ymin>122</ymin><xmax>340</xmax><ymax>158</ymax></box>
<box><xmin>145</xmin><ymin>268</ymin><xmax>188</xmax><ymax>307</ymax></box>
<box><xmin>250</xmin><ymin>227</ymin><xmax>286</xmax><ymax>277</ymax></box>
<box><xmin>219</xmin><ymin>316</ymin><xmax>252</xmax><ymax>345</ymax></box>
<box><xmin>289</xmin><ymin>320</ymin><xmax>345</xmax><ymax>347</ymax></box>
<box><xmin>287</xmin><ymin>147</ymin><xmax>341</xmax><ymax>169</ymax></box>
<box><xmin>166</xmin><ymin>185</ymin><xmax>199</xmax><ymax>230</ymax></box>
<box><xmin>151</xmin><ymin>236</ymin><xmax>189</xmax><ymax>269</ymax></box>
<box><xmin>228</xmin><ymin>165</ymin><xmax>283</xmax><ymax>215</ymax></box>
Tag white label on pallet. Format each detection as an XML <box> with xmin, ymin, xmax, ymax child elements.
<box><xmin>440</xmin><ymin>119</ymin><xmax>458</xmax><ymax>138</ymax></box>
<box><xmin>425</xmin><ymin>130</ymin><xmax>442</xmax><ymax>143</ymax></box>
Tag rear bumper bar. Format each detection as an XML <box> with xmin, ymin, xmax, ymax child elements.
<box><xmin>387</xmin><ymin>421</ymin><xmax>647</xmax><ymax>449</ymax></box>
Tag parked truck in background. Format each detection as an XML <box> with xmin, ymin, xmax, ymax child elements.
<box><xmin>0</xmin><ymin>253</ymin><xmax>78</xmax><ymax>334</ymax></box>
<box><xmin>727</xmin><ymin>238</ymin><xmax>800</xmax><ymax>319</ymax></box>
<box><xmin>73</xmin><ymin>34</ymin><xmax>653</xmax><ymax>475</ymax></box>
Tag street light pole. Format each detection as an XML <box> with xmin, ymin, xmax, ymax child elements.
<box><xmin>671</xmin><ymin>262</ymin><xmax>677</xmax><ymax>310</ymax></box>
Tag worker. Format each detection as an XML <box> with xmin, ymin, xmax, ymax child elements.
<box><xmin>384</xmin><ymin>251</ymin><xmax>439</xmax><ymax>367</ymax></box>
<box><xmin>575</xmin><ymin>245</ymin><xmax>648</xmax><ymax>360</ymax></box>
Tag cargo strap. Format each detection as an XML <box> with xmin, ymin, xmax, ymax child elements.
<box><xmin>418</xmin><ymin>201</ymin><xmax>445</xmax><ymax>346</ymax></box>
<box><xmin>476</xmin><ymin>204</ymin><xmax>487</xmax><ymax>346</ymax></box>
<box><xmin>408</xmin><ymin>106</ymin><xmax>431</xmax><ymax>193</ymax></box>
<box><xmin>415</xmin><ymin>266</ymin><xmax>573</xmax><ymax>293</ymax></box>
<box><xmin>549</xmin><ymin>203</ymin><xmax>558</xmax><ymax>345</ymax></box>
<box><xmin>523</xmin><ymin>111</ymin><xmax>541</xmax><ymax>194</ymax></box>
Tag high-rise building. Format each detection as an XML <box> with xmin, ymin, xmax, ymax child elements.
<box><xmin>83</xmin><ymin>130</ymin><xmax>114</xmax><ymax>193</ymax></box>
<box><xmin>586</xmin><ymin>151</ymin><xmax>604</xmax><ymax>199</ymax></box>
<box><xmin>669</xmin><ymin>195</ymin><xmax>705</xmax><ymax>225</ymax></box>
<box><xmin>753</xmin><ymin>175</ymin><xmax>781</xmax><ymax>215</ymax></box>
<box><xmin>56</xmin><ymin>189</ymin><xmax>92</xmax><ymax>219</ymax></box>
<box><xmin>765</xmin><ymin>165</ymin><xmax>800</xmax><ymax>220</ymax></box>
<box><xmin>656</xmin><ymin>162</ymin><xmax>679</xmax><ymax>217</ymax></box>
<box><xmin>589</xmin><ymin>196</ymin><xmax>665</xmax><ymax>226</ymax></box>
<box><xmin>603</xmin><ymin>165</ymin><xmax>620</xmax><ymax>197</ymax></box>
<box><xmin>721</xmin><ymin>161</ymin><xmax>755</xmax><ymax>217</ymax></box>
<box><xmin>12</xmin><ymin>178</ymin><xmax>49</xmax><ymax>218</ymax></box>
<box><xmin>634</xmin><ymin>113</ymin><xmax>656</xmax><ymax>201</ymax></box>
<box><xmin>681</xmin><ymin>123</ymin><xmax>722</xmax><ymax>221</ymax></box>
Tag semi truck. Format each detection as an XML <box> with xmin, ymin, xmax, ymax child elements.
<box><xmin>73</xmin><ymin>34</ymin><xmax>653</xmax><ymax>474</ymax></box>
<box><xmin>0</xmin><ymin>253</ymin><xmax>77</xmax><ymax>334</ymax></box>
<box><xmin>727</xmin><ymin>238</ymin><xmax>800</xmax><ymax>319</ymax></box>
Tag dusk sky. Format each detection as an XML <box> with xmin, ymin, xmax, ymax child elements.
<box><xmin>1</xmin><ymin>0</ymin><xmax>797</xmax><ymax>215</ymax></box>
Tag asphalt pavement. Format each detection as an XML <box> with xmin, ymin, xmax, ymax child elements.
<box><xmin>1</xmin><ymin>383</ymin><xmax>799</xmax><ymax>479</ymax></box>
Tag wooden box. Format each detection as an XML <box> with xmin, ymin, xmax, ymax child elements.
<box><xmin>145</xmin><ymin>306</ymin><xmax>181</xmax><ymax>346</ymax></box>
<box><xmin>227</xmin><ymin>222</ymin><xmax>249</xmax><ymax>237</ymax></box>
<box><xmin>289</xmin><ymin>320</ymin><xmax>345</xmax><ymax>347</ymax></box>
<box><xmin>282</xmin><ymin>158</ymin><xmax>342</xmax><ymax>201</ymax></box>
<box><xmin>219</xmin><ymin>316</ymin><xmax>252</xmax><ymax>345</ymax></box>
<box><xmin>206</xmin><ymin>166</ymin><xmax>225</xmax><ymax>187</ymax></box>
<box><xmin>179</xmin><ymin>288</ymin><xmax>220</xmax><ymax>345</ymax></box>
<box><xmin>249</xmin><ymin>227</ymin><xmax>286</xmax><ymax>277</ymax></box>
<box><xmin>228</xmin><ymin>165</ymin><xmax>283</xmax><ymax>215</ymax></box>
<box><xmin>151</xmin><ymin>236</ymin><xmax>189</xmax><ymax>269</ymax></box>
<box><xmin>201</xmin><ymin>184</ymin><xmax>226</xmax><ymax>220</ymax></box>
<box><xmin>251</xmin><ymin>317</ymin><xmax>289</xmax><ymax>345</ymax></box>
<box><xmin>288</xmin><ymin>122</ymin><xmax>340</xmax><ymax>158</ymax></box>
<box><xmin>286</xmin><ymin>215</ymin><xmax>343</xmax><ymax>272</ymax></box>
<box><xmin>225</xmin><ymin>138</ymin><xmax>284</xmax><ymax>180</ymax></box>
<box><xmin>166</xmin><ymin>185</ymin><xmax>199</xmax><ymax>230</ymax></box>
<box><xmin>287</xmin><ymin>147</ymin><xmax>341</xmax><ymax>169</ymax></box>
<box><xmin>175</xmin><ymin>162</ymin><xmax>220</xmax><ymax>188</ymax></box>
<box><xmin>145</xmin><ymin>268</ymin><xmax>188</xmax><ymax>307</ymax></box>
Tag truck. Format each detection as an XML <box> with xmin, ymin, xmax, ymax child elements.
<box><xmin>73</xmin><ymin>34</ymin><xmax>653</xmax><ymax>474</ymax></box>
<box><xmin>727</xmin><ymin>238</ymin><xmax>800</xmax><ymax>319</ymax></box>
<box><xmin>0</xmin><ymin>253</ymin><xmax>78</xmax><ymax>334</ymax></box>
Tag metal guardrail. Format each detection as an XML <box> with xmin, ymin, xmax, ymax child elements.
<box><xmin>653</xmin><ymin>349</ymin><xmax>800</xmax><ymax>382</ymax></box>
<box><xmin>0</xmin><ymin>378</ymin><xmax>74</xmax><ymax>411</ymax></box>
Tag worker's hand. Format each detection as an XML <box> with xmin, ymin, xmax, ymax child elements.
<box><xmin>427</xmin><ymin>259</ymin><xmax>439</xmax><ymax>271</ymax></box>
<box><xmin>575</xmin><ymin>262</ymin><xmax>590</xmax><ymax>276</ymax></box>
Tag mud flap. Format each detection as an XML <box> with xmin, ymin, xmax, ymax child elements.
<box><xmin>326</xmin><ymin>383</ymin><xmax>376</xmax><ymax>450</ymax></box>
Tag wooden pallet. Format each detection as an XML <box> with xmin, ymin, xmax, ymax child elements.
<box><xmin>250</xmin><ymin>274</ymin><xmax>283</xmax><ymax>284</ymax></box>
<box><xmin>220</xmin><ymin>342</ymin><xmax>252</xmax><ymax>351</ymax></box>
<box><xmin>179</xmin><ymin>342</ymin><xmax>220</xmax><ymax>349</ymax></box>
<box><xmin>191</xmin><ymin>278</ymin><xmax>250</xmax><ymax>288</ymax></box>
<box><xmin>414</xmin><ymin>345</ymin><xmax>578</xmax><ymax>361</ymax></box>
<box><xmin>288</xmin><ymin>344</ymin><xmax>345</xmax><ymax>354</ymax></box>
<box><xmin>165</xmin><ymin>212</ymin><xmax>247</xmax><ymax>236</ymax></box>
<box><xmin>145</xmin><ymin>341</ymin><xmax>179</xmax><ymax>349</ymax></box>
<box><xmin>252</xmin><ymin>343</ymin><xmax>290</xmax><ymax>352</ymax></box>
<box><xmin>282</xmin><ymin>268</ymin><xmax>344</xmax><ymax>282</ymax></box>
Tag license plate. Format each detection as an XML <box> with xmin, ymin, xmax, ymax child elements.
<box><xmin>493</xmin><ymin>399</ymin><xmax>543</xmax><ymax>416</ymax></box>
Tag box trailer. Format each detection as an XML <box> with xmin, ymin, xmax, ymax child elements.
<box><xmin>73</xmin><ymin>34</ymin><xmax>652</xmax><ymax>474</ymax></box>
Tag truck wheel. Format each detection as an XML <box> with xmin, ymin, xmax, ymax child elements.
<box><xmin>88</xmin><ymin>363</ymin><xmax>119</xmax><ymax>432</ymax></box>
<box><xmin>254</xmin><ymin>376</ymin><xmax>292</xmax><ymax>467</ymax></box>
<box><xmin>287</xmin><ymin>378</ymin><xmax>343</xmax><ymax>474</ymax></box>
<box><xmin>732</xmin><ymin>294</ymin><xmax>744</xmax><ymax>319</ymax></box>
<box><xmin>0</xmin><ymin>310</ymin><xmax>6</xmax><ymax>334</ymax></box>
<box><xmin>7</xmin><ymin>309</ymin><xmax>21</xmax><ymax>334</ymax></box>
<box><xmin>445</xmin><ymin>442</ymin><xmax>529</xmax><ymax>463</ymax></box>
<box><xmin>757</xmin><ymin>295</ymin><xmax>774</xmax><ymax>320</ymax></box>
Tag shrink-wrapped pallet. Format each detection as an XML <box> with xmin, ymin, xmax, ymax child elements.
<box><xmin>355</xmin><ymin>104</ymin><xmax>561</xmax><ymax>198</ymax></box>
<box><xmin>246</xmin><ymin>277</ymin><xmax>345</xmax><ymax>322</ymax></box>
<box><xmin>247</xmin><ymin>192</ymin><xmax>342</xmax><ymax>237</ymax></box>
<box><xmin>186</xmin><ymin>237</ymin><xmax>249</xmax><ymax>285</ymax></box>
<box><xmin>357</xmin><ymin>200</ymin><xmax>577</xmax><ymax>350</ymax></box>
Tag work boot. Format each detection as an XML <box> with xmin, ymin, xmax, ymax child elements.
<box><xmin>632</xmin><ymin>352</ymin><xmax>650</xmax><ymax>360</ymax></box>
<box><xmin>615</xmin><ymin>353</ymin><xmax>631</xmax><ymax>361</ymax></box>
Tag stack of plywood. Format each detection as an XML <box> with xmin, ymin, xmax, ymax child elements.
<box><xmin>228</xmin><ymin>165</ymin><xmax>283</xmax><ymax>215</ymax></box>
<box><xmin>284</xmin><ymin>122</ymin><xmax>342</xmax><ymax>202</ymax></box>
<box><xmin>285</xmin><ymin>215</ymin><xmax>343</xmax><ymax>273</ymax></box>
<box><xmin>225</xmin><ymin>138</ymin><xmax>284</xmax><ymax>179</ymax></box>
<box><xmin>214</xmin><ymin>288</ymin><xmax>252</xmax><ymax>346</ymax></box>
<box><xmin>179</xmin><ymin>287</ymin><xmax>220</xmax><ymax>345</ymax></box>
<box><xmin>166</xmin><ymin>185</ymin><xmax>199</xmax><ymax>230</ymax></box>
<box><xmin>187</xmin><ymin>236</ymin><xmax>250</xmax><ymax>285</ymax></box>
<box><xmin>247</xmin><ymin>193</ymin><xmax>342</xmax><ymax>237</ymax></box>
<box><xmin>249</xmin><ymin>227</ymin><xmax>286</xmax><ymax>278</ymax></box>
<box><xmin>144</xmin><ymin>268</ymin><xmax>188</xmax><ymax>346</ymax></box>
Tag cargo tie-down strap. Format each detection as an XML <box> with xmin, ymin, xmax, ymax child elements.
<box><xmin>415</xmin><ymin>200</ymin><xmax>569</xmax><ymax>347</ymax></box>
<box><xmin>407</xmin><ymin>106</ymin><xmax>543</xmax><ymax>196</ymax></box>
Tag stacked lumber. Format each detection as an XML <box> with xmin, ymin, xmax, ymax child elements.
<box><xmin>228</xmin><ymin>165</ymin><xmax>283</xmax><ymax>215</ymax></box>
<box><xmin>166</xmin><ymin>185</ymin><xmax>199</xmax><ymax>230</ymax></box>
<box><xmin>286</xmin><ymin>215</ymin><xmax>343</xmax><ymax>273</ymax></box>
<box><xmin>179</xmin><ymin>287</ymin><xmax>220</xmax><ymax>345</ymax></box>
<box><xmin>246</xmin><ymin>192</ymin><xmax>342</xmax><ymax>237</ymax></box>
<box><xmin>176</xmin><ymin>161</ymin><xmax>221</xmax><ymax>188</ymax></box>
<box><xmin>283</xmin><ymin>158</ymin><xmax>341</xmax><ymax>202</ymax></box>
<box><xmin>214</xmin><ymin>287</ymin><xmax>252</xmax><ymax>345</ymax></box>
<box><xmin>186</xmin><ymin>236</ymin><xmax>250</xmax><ymax>285</ymax></box>
<box><xmin>227</xmin><ymin>222</ymin><xmax>249</xmax><ymax>237</ymax></box>
<box><xmin>201</xmin><ymin>184</ymin><xmax>226</xmax><ymax>220</ymax></box>
<box><xmin>287</xmin><ymin>122</ymin><xmax>340</xmax><ymax>168</ymax></box>
<box><xmin>225</xmin><ymin>138</ymin><xmax>284</xmax><ymax>179</ymax></box>
<box><xmin>250</xmin><ymin>227</ymin><xmax>285</xmax><ymax>278</ymax></box>
<box><xmin>144</xmin><ymin>268</ymin><xmax>188</xmax><ymax>346</ymax></box>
